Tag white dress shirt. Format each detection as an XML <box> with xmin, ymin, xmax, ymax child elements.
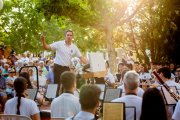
<box><xmin>112</xmin><ymin>95</ymin><xmax>142</xmax><ymax>120</ymax></box>
<box><xmin>51</xmin><ymin>93</ymin><xmax>81</xmax><ymax>118</ymax></box>
<box><xmin>50</xmin><ymin>40</ymin><xmax>82</xmax><ymax>66</ymax></box>
<box><xmin>4</xmin><ymin>97</ymin><xmax>39</xmax><ymax>117</ymax></box>
<box><xmin>66</xmin><ymin>111</ymin><xmax>94</xmax><ymax>120</ymax></box>
<box><xmin>172</xmin><ymin>100</ymin><xmax>180</xmax><ymax>120</ymax></box>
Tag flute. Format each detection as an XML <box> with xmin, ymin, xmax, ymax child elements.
<box><xmin>152</xmin><ymin>71</ymin><xmax>179</xmax><ymax>102</ymax></box>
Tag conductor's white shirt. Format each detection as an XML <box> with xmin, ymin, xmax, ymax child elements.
<box><xmin>51</xmin><ymin>93</ymin><xmax>81</xmax><ymax>118</ymax></box>
<box><xmin>4</xmin><ymin>97</ymin><xmax>39</xmax><ymax>117</ymax></box>
<box><xmin>50</xmin><ymin>40</ymin><xmax>82</xmax><ymax>66</ymax></box>
<box><xmin>112</xmin><ymin>95</ymin><xmax>142</xmax><ymax>120</ymax></box>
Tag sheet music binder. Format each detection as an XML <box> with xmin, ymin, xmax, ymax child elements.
<box><xmin>104</xmin><ymin>88</ymin><xmax>122</xmax><ymax>102</ymax></box>
<box><xmin>88</xmin><ymin>52</ymin><xmax>106</xmax><ymax>72</ymax></box>
<box><xmin>125</xmin><ymin>106</ymin><xmax>136</xmax><ymax>120</ymax></box>
<box><xmin>160</xmin><ymin>86</ymin><xmax>179</xmax><ymax>105</ymax></box>
<box><xmin>103</xmin><ymin>102</ymin><xmax>125</xmax><ymax>120</ymax></box>
<box><xmin>95</xmin><ymin>84</ymin><xmax>106</xmax><ymax>100</ymax></box>
<box><xmin>45</xmin><ymin>84</ymin><xmax>58</xmax><ymax>99</ymax></box>
<box><xmin>26</xmin><ymin>89</ymin><xmax>38</xmax><ymax>101</ymax></box>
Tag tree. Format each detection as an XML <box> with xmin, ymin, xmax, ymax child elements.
<box><xmin>0</xmin><ymin>0</ymin><xmax>43</xmax><ymax>53</ymax></box>
<box><xmin>127</xmin><ymin>0</ymin><xmax>180</xmax><ymax>64</ymax></box>
<box><xmin>38</xmin><ymin>0</ymin><xmax>147</xmax><ymax>72</ymax></box>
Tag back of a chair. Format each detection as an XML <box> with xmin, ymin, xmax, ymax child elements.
<box><xmin>0</xmin><ymin>114</ymin><xmax>32</xmax><ymax>120</ymax></box>
<box><xmin>103</xmin><ymin>102</ymin><xmax>125</xmax><ymax>120</ymax></box>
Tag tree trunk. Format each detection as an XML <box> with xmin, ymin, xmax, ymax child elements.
<box><xmin>105</xmin><ymin>26</ymin><xmax>116</xmax><ymax>73</ymax></box>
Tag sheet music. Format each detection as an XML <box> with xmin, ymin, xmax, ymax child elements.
<box><xmin>95</xmin><ymin>84</ymin><xmax>105</xmax><ymax>100</ymax></box>
<box><xmin>161</xmin><ymin>86</ymin><xmax>178</xmax><ymax>105</ymax></box>
<box><xmin>103</xmin><ymin>103</ymin><xmax>124</xmax><ymax>120</ymax></box>
<box><xmin>46</xmin><ymin>84</ymin><xmax>58</xmax><ymax>99</ymax></box>
<box><xmin>88</xmin><ymin>52</ymin><xmax>106</xmax><ymax>72</ymax></box>
<box><xmin>26</xmin><ymin>89</ymin><xmax>37</xmax><ymax>100</ymax></box>
<box><xmin>104</xmin><ymin>88</ymin><xmax>121</xmax><ymax>102</ymax></box>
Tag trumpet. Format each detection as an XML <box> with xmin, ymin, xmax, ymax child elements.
<box><xmin>153</xmin><ymin>71</ymin><xmax>180</xmax><ymax>102</ymax></box>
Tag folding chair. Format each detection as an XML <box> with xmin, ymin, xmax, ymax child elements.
<box><xmin>0</xmin><ymin>114</ymin><xmax>32</xmax><ymax>120</ymax></box>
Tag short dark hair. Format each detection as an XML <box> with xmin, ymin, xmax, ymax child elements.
<box><xmin>157</xmin><ymin>67</ymin><xmax>171</xmax><ymax>79</ymax></box>
<box><xmin>65</xmin><ymin>29</ymin><xmax>73</xmax><ymax>36</ymax></box>
<box><xmin>60</xmin><ymin>71</ymin><xmax>76</xmax><ymax>90</ymax></box>
<box><xmin>79</xmin><ymin>85</ymin><xmax>101</xmax><ymax>110</ymax></box>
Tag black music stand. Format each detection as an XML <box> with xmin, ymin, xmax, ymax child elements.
<box><xmin>103</xmin><ymin>88</ymin><xmax>122</xmax><ymax>102</ymax></box>
<box><xmin>125</xmin><ymin>106</ymin><xmax>136</xmax><ymax>120</ymax></box>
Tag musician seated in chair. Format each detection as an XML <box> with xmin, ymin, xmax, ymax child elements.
<box><xmin>66</xmin><ymin>84</ymin><xmax>101</xmax><ymax>120</ymax></box>
<box><xmin>118</xmin><ymin>69</ymin><xmax>144</xmax><ymax>97</ymax></box>
<box><xmin>112</xmin><ymin>71</ymin><xmax>142</xmax><ymax>120</ymax></box>
<box><xmin>51</xmin><ymin>71</ymin><xmax>80</xmax><ymax>118</ymax></box>
<box><xmin>156</xmin><ymin>67</ymin><xmax>180</xmax><ymax>118</ymax></box>
<box><xmin>175</xmin><ymin>65</ymin><xmax>180</xmax><ymax>83</ymax></box>
<box><xmin>157</xmin><ymin>67</ymin><xmax>180</xmax><ymax>89</ymax></box>
<box><xmin>172</xmin><ymin>100</ymin><xmax>180</xmax><ymax>120</ymax></box>
<box><xmin>95</xmin><ymin>61</ymin><xmax>115</xmax><ymax>88</ymax></box>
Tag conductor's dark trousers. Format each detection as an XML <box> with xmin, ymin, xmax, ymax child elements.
<box><xmin>54</xmin><ymin>63</ymin><xmax>70</xmax><ymax>96</ymax></box>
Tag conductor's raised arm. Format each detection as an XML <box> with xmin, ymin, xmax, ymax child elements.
<box><xmin>40</xmin><ymin>34</ymin><xmax>51</xmax><ymax>50</ymax></box>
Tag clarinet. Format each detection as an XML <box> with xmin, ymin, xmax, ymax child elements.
<box><xmin>152</xmin><ymin>71</ymin><xmax>179</xmax><ymax>102</ymax></box>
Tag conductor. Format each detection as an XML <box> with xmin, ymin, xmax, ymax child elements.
<box><xmin>40</xmin><ymin>30</ymin><xmax>87</xmax><ymax>95</ymax></box>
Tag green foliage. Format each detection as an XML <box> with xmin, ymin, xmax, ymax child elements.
<box><xmin>0</xmin><ymin>0</ymin><xmax>43</xmax><ymax>53</ymax></box>
<box><xmin>0</xmin><ymin>0</ymin><xmax>180</xmax><ymax>65</ymax></box>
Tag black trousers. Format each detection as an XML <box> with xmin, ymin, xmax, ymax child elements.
<box><xmin>54</xmin><ymin>63</ymin><xmax>70</xmax><ymax>96</ymax></box>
